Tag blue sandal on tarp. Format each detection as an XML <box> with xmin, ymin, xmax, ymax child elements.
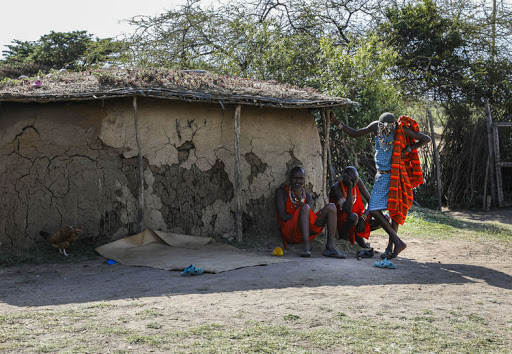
<box><xmin>374</xmin><ymin>258</ymin><xmax>396</xmax><ymax>269</ymax></box>
<box><xmin>181</xmin><ymin>264</ymin><xmax>204</xmax><ymax>276</ymax></box>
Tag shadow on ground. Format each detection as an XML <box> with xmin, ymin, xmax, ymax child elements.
<box><xmin>1</xmin><ymin>250</ymin><xmax>511</xmax><ymax>308</ymax></box>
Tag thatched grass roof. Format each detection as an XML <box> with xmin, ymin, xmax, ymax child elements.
<box><xmin>0</xmin><ymin>68</ymin><xmax>354</xmax><ymax>109</ymax></box>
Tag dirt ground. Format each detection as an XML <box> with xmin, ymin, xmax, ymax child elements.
<box><xmin>1</xmin><ymin>212</ymin><xmax>512</xmax><ymax>352</ymax></box>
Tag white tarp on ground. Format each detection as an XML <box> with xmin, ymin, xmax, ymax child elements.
<box><xmin>95</xmin><ymin>229</ymin><xmax>289</xmax><ymax>273</ymax></box>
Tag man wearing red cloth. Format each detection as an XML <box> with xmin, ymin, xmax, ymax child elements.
<box><xmin>329</xmin><ymin>111</ymin><xmax>431</xmax><ymax>259</ymax></box>
<box><xmin>276</xmin><ymin>166</ymin><xmax>345</xmax><ymax>258</ymax></box>
<box><xmin>329</xmin><ymin>166</ymin><xmax>372</xmax><ymax>248</ymax></box>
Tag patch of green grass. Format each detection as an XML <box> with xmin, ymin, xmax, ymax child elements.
<box><xmin>0</xmin><ymin>308</ymin><xmax>509</xmax><ymax>353</ymax></box>
<box><xmin>401</xmin><ymin>207</ymin><xmax>512</xmax><ymax>242</ymax></box>
<box><xmin>283</xmin><ymin>314</ymin><xmax>301</xmax><ymax>322</ymax></box>
<box><xmin>335</xmin><ymin>312</ymin><xmax>348</xmax><ymax>319</ymax></box>
<box><xmin>85</xmin><ymin>302</ymin><xmax>117</xmax><ymax>310</ymax></box>
<box><xmin>126</xmin><ymin>334</ymin><xmax>164</xmax><ymax>346</ymax></box>
<box><xmin>467</xmin><ymin>313</ymin><xmax>488</xmax><ymax>325</ymax></box>
<box><xmin>135</xmin><ymin>309</ymin><xmax>165</xmax><ymax>320</ymax></box>
<box><xmin>146</xmin><ymin>322</ymin><xmax>162</xmax><ymax>329</ymax></box>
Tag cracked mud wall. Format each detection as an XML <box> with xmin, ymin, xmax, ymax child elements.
<box><xmin>0</xmin><ymin>98</ymin><xmax>323</xmax><ymax>249</ymax></box>
<box><xmin>0</xmin><ymin>101</ymin><xmax>141</xmax><ymax>249</ymax></box>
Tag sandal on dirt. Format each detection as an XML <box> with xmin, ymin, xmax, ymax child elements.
<box><xmin>374</xmin><ymin>258</ymin><xmax>396</xmax><ymax>269</ymax></box>
<box><xmin>357</xmin><ymin>248</ymin><xmax>374</xmax><ymax>258</ymax></box>
<box><xmin>300</xmin><ymin>249</ymin><xmax>312</xmax><ymax>258</ymax></box>
<box><xmin>322</xmin><ymin>248</ymin><xmax>346</xmax><ymax>259</ymax></box>
<box><xmin>181</xmin><ymin>264</ymin><xmax>204</xmax><ymax>276</ymax></box>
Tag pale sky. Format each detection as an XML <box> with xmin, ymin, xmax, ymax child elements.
<box><xmin>0</xmin><ymin>0</ymin><xmax>206</xmax><ymax>56</ymax></box>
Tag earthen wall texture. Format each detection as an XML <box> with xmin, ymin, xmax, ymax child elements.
<box><xmin>0</xmin><ymin>98</ymin><xmax>323</xmax><ymax>248</ymax></box>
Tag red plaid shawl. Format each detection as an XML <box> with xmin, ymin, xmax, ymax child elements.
<box><xmin>388</xmin><ymin>116</ymin><xmax>424</xmax><ymax>225</ymax></box>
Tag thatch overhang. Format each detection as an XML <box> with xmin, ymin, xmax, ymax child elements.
<box><xmin>0</xmin><ymin>68</ymin><xmax>355</xmax><ymax>109</ymax></box>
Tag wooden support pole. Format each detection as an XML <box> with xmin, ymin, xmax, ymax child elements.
<box><xmin>485</xmin><ymin>99</ymin><xmax>497</xmax><ymax>208</ymax></box>
<box><xmin>483</xmin><ymin>156</ymin><xmax>490</xmax><ymax>211</ymax></box>
<box><xmin>133</xmin><ymin>96</ymin><xmax>144</xmax><ymax>233</ymax></box>
<box><xmin>325</xmin><ymin>110</ymin><xmax>335</xmax><ymax>185</ymax></box>
<box><xmin>493</xmin><ymin>124</ymin><xmax>504</xmax><ymax>207</ymax></box>
<box><xmin>233</xmin><ymin>105</ymin><xmax>243</xmax><ymax>242</ymax></box>
<box><xmin>321</xmin><ymin>109</ymin><xmax>329</xmax><ymax>203</ymax></box>
<box><xmin>426</xmin><ymin>108</ymin><xmax>442</xmax><ymax>211</ymax></box>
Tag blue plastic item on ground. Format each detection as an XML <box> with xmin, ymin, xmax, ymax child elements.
<box><xmin>107</xmin><ymin>259</ymin><xmax>117</xmax><ymax>265</ymax></box>
<box><xmin>374</xmin><ymin>258</ymin><xmax>396</xmax><ymax>269</ymax></box>
<box><xmin>181</xmin><ymin>264</ymin><xmax>204</xmax><ymax>276</ymax></box>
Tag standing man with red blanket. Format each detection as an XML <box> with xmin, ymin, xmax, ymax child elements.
<box><xmin>329</xmin><ymin>112</ymin><xmax>431</xmax><ymax>259</ymax></box>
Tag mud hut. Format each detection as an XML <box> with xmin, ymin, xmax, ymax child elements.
<box><xmin>0</xmin><ymin>68</ymin><xmax>354</xmax><ymax>249</ymax></box>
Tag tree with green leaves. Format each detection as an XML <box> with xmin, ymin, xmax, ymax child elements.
<box><xmin>1</xmin><ymin>31</ymin><xmax>129</xmax><ymax>78</ymax></box>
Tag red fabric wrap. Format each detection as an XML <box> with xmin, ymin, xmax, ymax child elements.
<box><xmin>329</xmin><ymin>183</ymin><xmax>370</xmax><ymax>244</ymax></box>
<box><xmin>387</xmin><ymin>116</ymin><xmax>424</xmax><ymax>225</ymax></box>
<box><xmin>277</xmin><ymin>185</ymin><xmax>323</xmax><ymax>249</ymax></box>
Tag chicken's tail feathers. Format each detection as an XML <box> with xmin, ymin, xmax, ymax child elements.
<box><xmin>39</xmin><ymin>231</ymin><xmax>50</xmax><ymax>238</ymax></box>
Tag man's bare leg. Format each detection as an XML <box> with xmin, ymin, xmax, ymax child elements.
<box><xmin>298</xmin><ymin>204</ymin><xmax>312</xmax><ymax>257</ymax></box>
<box><xmin>370</xmin><ymin>210</ymin><xmax>406</xmax><ymax>258</ymax></box>
<box><xmin>316</xmin><ymin>203</ymin><xmax>345</xmax><ymax>258</ymax></box>
<box><xmin>340</xmin><ymin>212</ymin><xmax>358</xmax><ymax>241</ymax></box>
<box><xmin>355</xmin><ymin>235</ymin><xmax>370</xmax><ymax>248</ymax></box>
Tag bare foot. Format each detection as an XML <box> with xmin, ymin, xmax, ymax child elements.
<box><xmin>380</xmin><ymin>243</ymin><xmax>393</xmax><ymax>259</ymax></box>
<box><xmin>356</xmin><ymin>237</ymin><xmax>370</xmax><ymax>249</ymax></box>
<box><xmin>391</xmin><ymin>240</ymin><xmax>407</xmax><ymax>258</ymax></box>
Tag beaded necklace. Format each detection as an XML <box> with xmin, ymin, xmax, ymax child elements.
<box><xmin>377</xmin><ymin>122</ymin><xmax>394</xmax><ymax>151</ymax></box>
<box><xmin>289</xmin><ymin>188</ymin><xmax>306</xmax><ymax>207</ymax></box>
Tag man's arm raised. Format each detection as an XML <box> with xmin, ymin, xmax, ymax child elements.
<box><xmin>357</xmin><ymin>177</ymin><xmax>371</xmax><ymax>203</ymax></box>
<box><xmin>403</xmin><ymin>127</ymin><xmax>431</xmax><ymax>152</ymax></box>
<box><xmin>329</xmin><ymin>111</ymin><xmax>377</xmax><ymax>138</ymax></box>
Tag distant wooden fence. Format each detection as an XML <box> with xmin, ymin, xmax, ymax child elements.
<box><xmin>493</xmin><ymin>121</ymin><xmax>512</xmax><ymax>207</ymax></box>
<box><xmin>484</xmin><ymin>99</ymin><xmax>511</xmax><ymax>209</ymax></box>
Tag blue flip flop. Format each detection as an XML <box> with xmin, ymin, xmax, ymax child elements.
<box><xmin>181</xmin><ymin>264</ymin><xmax>204</xmax><ymax>276</ymax></box>
<box><xmin>374</xmin><ymin>258</ymin><xmax>396</xmax><ymax>269</ymax></box>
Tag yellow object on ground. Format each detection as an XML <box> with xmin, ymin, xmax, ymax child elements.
<box><xmin>272</xmin><ymin>246</ymin><xmax>284</xmax><ymax>256</ymax></box>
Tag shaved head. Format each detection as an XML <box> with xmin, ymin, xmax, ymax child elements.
<box><xmin>340</xmin><ymin>166</ymin><xmax>359</xmax><ymax>185</ymax></box>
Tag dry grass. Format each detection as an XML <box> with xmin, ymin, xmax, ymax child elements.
<box><xmin>0</xmin><ymin>67</ymin><xmax>352</xmax><ymax>108</ymax></box>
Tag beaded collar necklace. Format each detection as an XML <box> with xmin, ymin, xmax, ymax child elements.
<box><xmin>289</xmin><ymin>188</ymin><xmax>305</xmax><ymax>206</ymax></box>
<box><xmin>377</xmin><ymin>122</ymin><xmax>395</xmax><ymax>151</ymax></box>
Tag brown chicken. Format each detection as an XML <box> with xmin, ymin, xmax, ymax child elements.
<box><xmin>40</xmin><ymin>226</ymin><xmax>82</xmax><ymax>256</ymax></box>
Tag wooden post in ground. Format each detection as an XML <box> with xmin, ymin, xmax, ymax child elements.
<box><xmin>233</xmin><ymin>105</ymin><xmax>243</xmax><ymax>242</ymax></box>
<box><xmin>493</xmin><ymin>123</ymin><xmax>504</xmax><ymax>207</ymax></box>
<box><xmin>426</xmin><ymin>108</ymin><xmax>442</xmax><ymax>211</ymax></box>
<box><xmin>325</xmin><ymin>110</ymin><xmax>335</xmax><ymax>186</ymax></box>
<box><xmin>321</xmin><ymin>109</ymin><xmax>329</xmax><ymax>203</ymax></box>
<box><xmin>483</xmin><ymin>156</ymin><xmax>490</xmax><ymax>211</ymax></box>
<box><xmin>485</xmin><ymin>99</ymin><xmax>497</xmax><ymax>208</ymax></box>
<box><xmin>133</xmin><ymin>96</ymin><xmax>145</xmax><ymax>233</ymax></box>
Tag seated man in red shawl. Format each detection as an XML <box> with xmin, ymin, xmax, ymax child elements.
<box><xmin>276</xmin><ymin>166</ymin><xmax>344</xmax><ymax>258</ymax></box>
<box><xmin>329</xmin><ymin>166</ymin><xmax>372</xmax><ymax>248</ymax></box>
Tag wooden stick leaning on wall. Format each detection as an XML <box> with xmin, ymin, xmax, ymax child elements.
<box><xmin>133</xmin><ymin>96</ymin><xmax>145</xmax><ymax>233</ymax></box>
<box><xmin>233</xmin><ymin>105</ymin><xmax>243</xmax><ymax>242</ymax></box>
<box><xmin>426</xmin><ymin>108</ymin><xmax>442</xmax><ymax>211</ymax></box>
